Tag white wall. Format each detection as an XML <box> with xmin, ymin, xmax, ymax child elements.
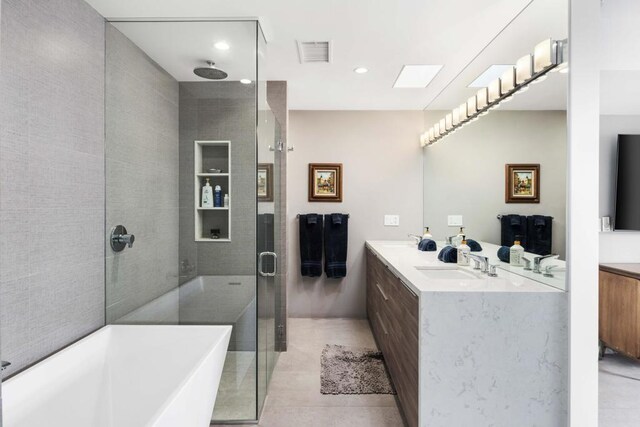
<box><xmin>423</xmin><ymin>111</ymin><xmax>567</xmax><ymax>258</ymax></box>
<box><xmin>568</xmin><ymin>1</ymin><xmax>600</xmax><ymax>426</ymax></box>
<box><xmin>287</xmin><ymin>111</ymin><xmax>424</xmax><ymax>318</ymax></box>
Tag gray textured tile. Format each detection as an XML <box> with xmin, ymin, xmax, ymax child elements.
<box><xmin>0</xmin><ymin>0</ymin><xmax>105</xmax><ymax>374</ymax></box>
<box><xmin>0</xmin><ymin>210</ymin><xmax>30</xmax><ymax>282</ymax></box>
<box><xmin>27</xmin><ymin>208</ymin><xmax>104</xmax><ymax>275</ymax></box>
<box><xmin>0</xmin><ymin>277</ymin><xmax>31</xmax><ymax>378</ymax></box>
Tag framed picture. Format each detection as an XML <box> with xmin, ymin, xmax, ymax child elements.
<box><xmin>257</xmin><ymin>163</ymin><xmax>273</xmax><ymax>202</ymax></box>
<box><xmin>505</xmin><ymin>164</ymin><xmax>540</xmax><ymax>203</ymax></box>
<box><xmin>309</xmin><ymin>163</ymin><xmax>343</xmax><ymax>202</ymax></box>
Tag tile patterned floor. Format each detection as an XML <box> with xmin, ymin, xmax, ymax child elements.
<box><xmin>599</xmin><ymin>350</ymin><xmax>640</xmax><ymax>427</ymax></box>
<box><xmin>215</xmin><ymin>318</ymin><xmax>404</xmax><ymax>427</ymax></box>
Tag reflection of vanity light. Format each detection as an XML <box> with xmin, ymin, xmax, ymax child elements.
<box><xmin>452</xmin><ymin>108</ymin><xmax>460</xmax><ymax>126</ymax></box>
<box><xmin>533</xmin><ymin>38</ymin><xmax>556</xmax><ymax>73</ymax></box>
<box><xmin>515</xmin><ymin>54</ymin><xmax>533</xmax><ymax>84</ymax></box>
<box><xmin>445</xmin><ymin>114</ymin><xmax>453</xmax><ymax>130</ymax></box>
<box><xmin>466</xmin><ymin>96</ymin><xmax>477</xmax><ymax>115</ymax></box>
<box><xmin>458</xmin><ymin>103</ymin><xmax>468</xmax><ymax>121</ymax></box>
<box><xmin>559</xmin><ymin>67</ymin><xmax>569</xmax><ymax>74</ymax></box>
<box><xmin>476</xmin><ymin>88</ymin><xmax>489</xmax><ymax>110</ymax></box>
<box><xmin>488</xmin><ymin>79</ymin><xmax>501</xmax><ymax>103</ymax></box>
<box><xmin>421</xmin><ymin>38</ymin><xmax>565</xmax><ymax>147</ymax></box>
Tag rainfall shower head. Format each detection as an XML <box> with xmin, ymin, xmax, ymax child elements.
<box><xmin>193</xmin><ymin>61</ymin><xmax>228</xmax><ymax>80</ymax></box>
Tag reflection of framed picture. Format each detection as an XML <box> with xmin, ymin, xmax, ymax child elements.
<box><xmin>505</xmin><ymin>164</ymin><xmax>540</xmax><ymax>203</ymax></box>
<box><xmin>309</xmin><ymin>163</ymin><xmax>343</xmax><ymax>202</ymax></box>
<box><xmin>257</xmin><ymin>163</ymin><xmax>273</xmax><ymax>202</ymax></box>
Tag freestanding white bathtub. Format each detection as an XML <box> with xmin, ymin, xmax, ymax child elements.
<box><xmin>2</xmin><ymin>325</ymin><xmax>231</xmax><ymax>427</ymax></box>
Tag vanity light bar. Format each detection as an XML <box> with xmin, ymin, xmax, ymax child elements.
<box><xmin>421</xmin><ymin>38</ymin><xmax>566</xmax><ymax>147</ymax></box>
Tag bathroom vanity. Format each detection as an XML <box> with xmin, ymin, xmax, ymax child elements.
<box><xmin>365</xmin><ymin>241</ymin><xmax>568</xmax><ymax>427</ymax></box>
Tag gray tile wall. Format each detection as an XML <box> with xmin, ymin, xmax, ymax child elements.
<box><xmin>179</xmin><ymin>82</ymin><xmax>257</xmax><ymax>277</ymax></box>
<box><xmin>105</xmin><ymin>25</ymin><xmax>180</xmax><ymax>323</ymax></box>
<box><xmin>0</xmin><ymin>0</ymin><xmax>105</xmax><ymax>377</ymax></box>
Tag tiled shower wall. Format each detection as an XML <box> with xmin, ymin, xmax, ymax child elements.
<box><xmin>179</xmin><ymin>82</ymin><xmax>257</xmax><ymax>278</ymax></box>
<box><xmin>0</xmin><ymin>0</ymin><xmax>105</xmax><ymax>377</ymax></box>
<box><xmin>104</xmin><ymin>24</ymin><xmax>180</xmax><ymax>323</ymax></box>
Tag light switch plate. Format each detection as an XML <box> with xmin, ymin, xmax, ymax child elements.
<box><xmin>384</xmin><ymin>215</ymin><xmax>400</xmax><ymax>226</ymax></box>
<box><xmin>448</xmin><ymin>215</ymin><xmax>463</xmax><ymax>226</ymax></box>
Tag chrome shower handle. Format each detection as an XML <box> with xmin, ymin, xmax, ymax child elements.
<box><xmin>110</xmin><ymin>225</ymin><xmax>135</xmax><ymax>252</ymax></box>
<box><xmin>258</xmin><ymin>252</ymin><xmax>277</xmax><ymax>277</ymax></box>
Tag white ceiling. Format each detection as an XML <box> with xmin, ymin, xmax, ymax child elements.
<box><xmin>86</xmin><ymin>0</ymin><xmax>568</xmax><ymax>110</ymax></box>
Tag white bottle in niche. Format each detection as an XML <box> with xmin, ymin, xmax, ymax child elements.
<box><xmin>224</xmin><ymin>193</ymin><xmax>229</xmax><ymax>208</ymax></box>
<box><xmin>202</xmin><ymin>178</ymin><xmax>213</xmax><ymax>208</ymax></box>
<box><xmin>510</xmin><ymin>240</ymin><xmax>524</xmax><ymax>267</ymax></box>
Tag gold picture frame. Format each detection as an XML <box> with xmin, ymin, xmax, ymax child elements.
<box><xmin>308</xmin><ymin>163</ymin><xmax>343</xmax><ymax>202</ymax></box>
<box><xmin>505</xmin><ymin>163</ymin><xmax>540</xmax><ymax>203</ymax></box>
<box><xmin>257</xmin><ymin>163</ymin><xmax>273</xmax><ymax>202</ymax></box>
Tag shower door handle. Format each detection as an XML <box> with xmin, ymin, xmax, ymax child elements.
<box><xmin>258</xmin><ymin>252</ymin><xmax>277</xmax><ymax>277</ymax></box>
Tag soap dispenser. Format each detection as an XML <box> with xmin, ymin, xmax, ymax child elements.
<box><xmin>510</xmin><ymin>239</ymin><xmax>525</xmax><ymax>267</ymax></box>
<box><xmin>457</xmin><ymin>236</ymin><xmax>470</xmax><ymax>266</ymax></box>
<box><xmin>452</xmin><ymin>227</ymin><xmax>465</xmax><ymax>247</ymax></box>
<box><xmin>422</xmin><ymin>227</ymin><xmax>433</xmax><ymax>240</ymax></box>
<box><xmin>202</xmin><ymin>178</ymin><xmax>213</xmax><ymax>208</ymax></box>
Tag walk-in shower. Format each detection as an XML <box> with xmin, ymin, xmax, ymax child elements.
<box><xmin>104</xmin><ymin>20</ymin><xmax>282</xmax><ymax>423</ymax></box>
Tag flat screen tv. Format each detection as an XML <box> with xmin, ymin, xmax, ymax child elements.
<box><xmin>615</xmin><ymin>134</ymin><xmax>640</xmax><ymax>231</ymax></box>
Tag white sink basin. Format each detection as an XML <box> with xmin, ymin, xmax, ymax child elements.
<box><xmin>414</xmin><ymin>266</ymin><xmax>481</xmax><ymax>280</ymax></box>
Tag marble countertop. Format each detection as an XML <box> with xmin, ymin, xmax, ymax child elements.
<box><xmin>366</xmin><ymin>240</ymin><xmax>564</xmax><ymax>294</ymax></box>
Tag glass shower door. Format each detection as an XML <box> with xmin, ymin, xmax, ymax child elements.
<box><xmin>256</xmin><ymin>25</ymin><xmax>280</xmax><ymax>412</ymax></box>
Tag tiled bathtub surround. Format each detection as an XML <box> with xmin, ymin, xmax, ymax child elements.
<box><xmin>0</xmin><ymin>0</ymin><xmax>106</xmax><ymax>377</ymax></box>
<box><xmin>104</xmin><ymin>24</ymin><xmax>180</xmax><ymax>323</ymax></box>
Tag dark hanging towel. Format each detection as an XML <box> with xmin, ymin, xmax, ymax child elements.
<box><xmin>299</xmin><ymin>214</ymin><xmax>323</xmax><ymax>277</ymax></box>
<box><xmin>258</xmin><ymin>214</ymin><xmax>275</xmax><ymax>272</ymax></box>
<box><xmin>324</xmin><ymin>214</ymin><xmax>349</xmax><ymax>279</ymax></box>
<box><xmin>500</xmin><ymin>214</ymin><xmax>527</xmax><ymax>247</ymax></box>
<box><xmin>526</xmin><ymin>215</ymin><xmax>553</xmax><ymax>255</ymax></box>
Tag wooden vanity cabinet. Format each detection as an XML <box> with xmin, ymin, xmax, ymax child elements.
<box><xmin>599</xmin><ymin>264</ymin><xmax>640</xmax><ymax>359</ymax></box>
<box><xmin>366</xmin><ymin>248</ymin><xmax>419</xmax><ymax>427</ymax></box>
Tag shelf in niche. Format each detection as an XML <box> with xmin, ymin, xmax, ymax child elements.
<box><xmin>194</xmin><ymin>140</ymin><xmax>231</xmax><ymax>243</ymax></box>
<box><xmin>197</xmin><ymin>173</ymin><xmax>229</xmax><ymax>177</ymax></box>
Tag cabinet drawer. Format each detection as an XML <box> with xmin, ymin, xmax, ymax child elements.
<box><xmin>599</xmin><ymin>270</ymin><xmax>640</xmax><ymax>358</ymax></box>
<box><xmin>365</xmin><ymin>247</ymin><xmax>419</xmax><ymax>427</ymax></box>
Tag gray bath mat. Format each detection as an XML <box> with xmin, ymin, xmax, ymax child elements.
<box><xmin>320</xmin><ymin>344</ymin><xmax>396</xmax><ymax>395</ymax></box>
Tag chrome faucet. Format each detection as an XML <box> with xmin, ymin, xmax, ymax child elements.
<box><xmin>522</xmin><ymin>257</ymin><xmax>532</xmax><ymax>271</ymax></box>
<box><xmin>543</xmin><ymin>265</ymin><xmax>566</xmax><ymax>278</ymax></box>
<box><xmin>445</xmin><ymin>235</ymin><xmax>456</xmax><ymax>245</ymax></box>
<box><xmin>533</xmin><ymin>254</ymin><xmax>559</xmax><ymax>274</ymax></box>
<box><xmin>468</xmin><ymin>254</ymin><xmax>489</xmax><ymax>273</ymax></box>
<box><xmin>408</xmin><ymin>234</ymin><xmax>422</xmax><ymax>245</ymax></box>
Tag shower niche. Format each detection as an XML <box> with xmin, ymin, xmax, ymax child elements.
<box><xmin>194</xmin><ymin>140</ymin><xmax>231</xmax><ymax>242</ymax></box>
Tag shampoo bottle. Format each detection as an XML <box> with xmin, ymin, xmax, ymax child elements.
<box><xmin>214</xmin><ymin>185</ymin><xmax>222</xmax><ymax>207</ymax></box>
<box><xmin>457</xmin><ymin>236</ymin><xmax>470</xmax><ymax>266</ymax></box>
<box><xmin>224</xmin><ymin>193</ymin><xmax>229</xmax><ymax>208</ymax></box>
<box><xmin>510</xmin><ymin>240</ymin><xmax>525</xmax><ymax>267</ymax></box>
<box><xmin>202</xmin><ymin>178</ymin><xmax>213</xmax><ymax>208</ymax></box>
<box><xmin>422</xmin><ymin>227</ymin><xmax>433</xmax><ymax>240</ymax></box>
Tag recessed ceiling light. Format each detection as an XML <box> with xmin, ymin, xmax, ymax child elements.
<box><xmin>354</xmin><ymin>67</ymin><xmax>368</xmax><ymax>74</ymax></box>
<box><xmin>468</xmin><ymin>65</ymin><xmax>513</xmax><ymax>88</ymax></box>
<box><xmin>214</xmin><ymin>41</ymin><xmax>230</xmax><ymax>50</ymax></box>
<box><xmin>393</xmin><ymin>65</ymin><xmax>443</xmax><ymax>88</ymax></box>
<box><xmin>240</xmin><ymin>79</ymin><xmax>252</xmax><ymax>84</ymax></box>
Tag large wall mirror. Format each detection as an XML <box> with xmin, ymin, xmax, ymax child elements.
<box><xmin>422</xmin><ymin>0</ymin><xmax>568</xmax><ymax>290</ymax></box>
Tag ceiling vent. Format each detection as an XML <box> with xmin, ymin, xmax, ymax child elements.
<box><xmin>297</xmin><ymin>41</ymin><xmax>332</xmax><ymax>63</ymax></box>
